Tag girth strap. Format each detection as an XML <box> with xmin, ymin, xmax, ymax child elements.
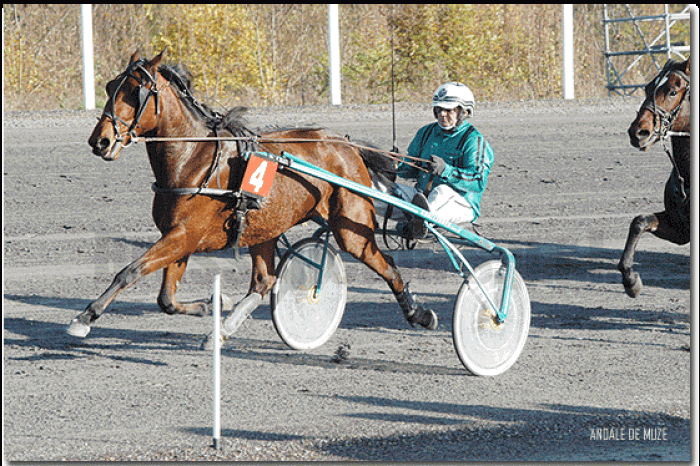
<box><xmin>151</xmin><ymin>183</ymin><xmax>237</xmax><ymax>197</ymax></box>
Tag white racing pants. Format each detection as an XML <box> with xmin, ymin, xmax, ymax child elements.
<box><xmin>392</xmin><ymin>183</ymin><xmax>475</xmax><ymax>225</ymax></box>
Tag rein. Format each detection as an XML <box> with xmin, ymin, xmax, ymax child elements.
<box><xmin>131</xmin><ymin>134</ymin><xmax>430</xmax><ymax>173</ymax></box>
<box><xmin>107</xmin><ymin>61</ymin><xmax>429</xmax><ymax>202</ymax></box>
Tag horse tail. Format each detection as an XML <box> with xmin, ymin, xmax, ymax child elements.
<box><xmin>352</xmin><ymin>139</ymin><xmax>398</xmax><ymax>185</ymax></box>
<box><xmin>351</xmin><ymin>139</ymin><xmax>403</xmax><ymax>249</ymax></box>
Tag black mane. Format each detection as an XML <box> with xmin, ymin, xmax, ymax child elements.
<box><xmin>644</xmin><ymin>59</ymin><xmax>686</xmax><ymax>97</ymax></box>
<box><xmin>158</xmin><ymin>64</ymin><xmax>254</xmax><ymax>137</ymax></box>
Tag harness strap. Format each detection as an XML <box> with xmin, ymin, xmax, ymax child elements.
<box><xmin>647</xmin><ymin>66</ymin><xmax>691</xmax><ymax>204</ymax></box>
<box><xmin>151</xmin><ymin>182</ymin><xmax>261</xmax><ymax>249</ymax></box>
<box><xmin>641</xmin><ymin>68</ymin><xmax>690</xmax><ymax>141</ymax></box>
<box><xmin>200</xmin><ymin>127</ymin><xmax>224</xmax><ymax>190</ymax></box>
<box><xmin>150</xmin><ymin>125</ymin><xmax>263</xmax><ymax>249</ymax></box>
<box><xmin>661</xmin><ymin>138</ymin><xmax>689</xmax><ymax>203</ymax></box>
<box><xmin>103</xmin><ymin>59</ymin><xmax>160</xmax><ymax>147</ymax></box>
<box><xmin>151</xmin><ymin>183</ymin><xmax>237</xmax><ymax>197</ymax></box>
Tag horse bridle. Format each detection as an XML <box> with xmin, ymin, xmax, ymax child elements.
<box><xmin>640</xmin><ymin>66</ymin><xmax>690</xmax><ymax>141</ymax></box>
<box><xmin>640</xmin><ymin>64</ymin><xmax>691</xmax><ymax>202</ymax></box>
<box><xmin>102</xmin><ymin>59</ymin><xmax>161</xmax><ymax>148</ymax></box>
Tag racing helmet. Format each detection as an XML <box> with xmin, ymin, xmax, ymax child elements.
<box><xmin>432</xmin><ymin>82</ymin><xmax>474</xmax><ymax>117</ymax></box>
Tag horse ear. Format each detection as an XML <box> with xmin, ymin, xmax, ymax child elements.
<box><xmin>684</xmin><ymin>58</ymin><xmax>690</xmax><ymax>77</ymax></box>
<box><xmin>129</xmin><ymin>50</ymin><xmax>141</xmax><ymax>66</ymax></box>
<box><xmin>148</xmin><ymin>48</ymin><xmax>167</xmax><ymax>70</ymax></box>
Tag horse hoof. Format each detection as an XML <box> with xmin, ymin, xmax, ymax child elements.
<box><xmin>67</xmin><ymin>319</ymin><xmax>91</xmax><ymax>338</ymax></box>
<box><xmin>200</xmin><ymin>325</ymin><xmax>232</xmax><ymax>351</ymax></box>
<box><xmin>200</xmin><ymin>332</ymin><xmax>218</xmax><ymax>351</ymax></box>
<box><xmin>623</xmin><ymin>272</ymin><xmax>643</xmax><ymax>298</ymax></box>
<box><xmin>200</xmin><ymin>333</ymin><xmax>213</xmax><ymax>351</ymax></box>
<box><xmin>419</xmin><ymin>309</ymin><xmax>439</xmax><ymax>330</ymax></box>
<box><xmin>408</xmin><ymin>308</ymin><xmax>438</xmax><ymax>330</ymax></box>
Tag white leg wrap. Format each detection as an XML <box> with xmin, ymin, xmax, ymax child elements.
<box><xmin>222</xmin><ymin>293</ymin><xmax>262</xmax><ymax>337</ymax></box>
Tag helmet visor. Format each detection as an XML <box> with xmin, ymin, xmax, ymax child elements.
<box><xmin>432</xmin><ymin>101</ymin><xmax>461</xmax><ymax>110</ymax></box>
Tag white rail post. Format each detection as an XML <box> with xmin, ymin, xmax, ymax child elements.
<box><xmin>328</xmin><ymin>4</ymin><xmax>341</xmax><ymax>105</ymax></box>
<box><xmin>212</xmin><ymin>274</ymin><xmax>221</xmax><ymax>450</ymax></box>
<box><xmin>562</xmin><ymin>4</ymin><xmax>575</xmax><ymax>100</ymax></box>
<box><xmin>80</xmin><ymin>4</ymin><xmax>95</xmax><ymax>110</ymax></box>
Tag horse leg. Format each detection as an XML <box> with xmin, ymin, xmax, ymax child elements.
<box><xmin>618</xmin><ymin>209</ymin><xmax>690</xmax><ymax>298</ymax></box>
<box><xmin>201</xmin><ymin>240</ymin><xmax>277</xmax><ymax>349</ymax></box>
<box><xmin>619</xmin><ymin>167</ymin><xmax>691</xmax><ymax>298</ymax></box>
<box><xmin>157</xmin><ymin>256</ymin><xmax>234</xmax><ymax>316</ymax></box>
<box><xmin>68</xmin><ymin>227</ymin><xmax>192</xmax><ymax>337</ymax></box>
<box><xmin>222</xmin><ymin>240</ymin><xmax>279</xmax><ymax>334</ymax></box>
<box><xmin>617</xmin><ymin>213</ymin><xmax>657</xmax><ymax>297</ymax></box>
<box><xmin>330</xmin><ymin>215</ymin><xmax>437</xmax><ymax>330</ymax></box>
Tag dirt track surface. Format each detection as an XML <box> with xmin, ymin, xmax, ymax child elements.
<box><xmin>3</xmin><ymin>100</ymin><xmax>692</xmax><ymax>462</ymax></box>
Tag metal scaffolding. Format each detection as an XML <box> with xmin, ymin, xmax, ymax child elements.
<box><xmin>603</xmin><ymin>4</ymin><xmax>691</xmax><ymax>96</ymax></box>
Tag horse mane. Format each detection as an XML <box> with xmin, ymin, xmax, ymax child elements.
<box><xmin>158</xmin><ymin>64</ymin><xmax>256</xmax><ymax>138</ymax></box>
<box><xmin>645</xmin><ymin>59</ymin><xmax>687</xmax><ymax>96</ymax></box>
<box><xmin>156</xmin><ymin>64</ymin><xmax>396</xmax><ymax>171</ymax></box>
<box><xmin>664</xmin><ymin>58</ymin><xmax>686</xmax><ymax>72</ymax></box>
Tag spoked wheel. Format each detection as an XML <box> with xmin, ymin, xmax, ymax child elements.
<box><xmin>271</xmin><ymin>238</ymin><xmax>347</xmax><ymax>350</ymax></box>
<box><xmin>453</xmin><ymin>260</ymin><xmax>530</xmax><ymax>376</ymax></box>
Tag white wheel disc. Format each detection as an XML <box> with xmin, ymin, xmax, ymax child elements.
<box><xmin>272</xmin><ymin>238</ymin><xmax>347</xmax><ymax>350</ymax></box>
<box><xmin>453</xmin><ymin>260</ymin><xmax>530</xmax><ymax>376</ymax></box>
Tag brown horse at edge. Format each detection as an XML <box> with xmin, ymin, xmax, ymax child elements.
<box><xmin>68</xmin><ymin>50</ymin><xmax>437</xmax><ymax>341</ymax></box>
<box><xmin>619</xmin><ymin>58</ymin><xmax>691</xmax><ymax>297</ymax></box>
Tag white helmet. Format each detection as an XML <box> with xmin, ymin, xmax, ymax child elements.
<box><xmin>432</xmin><ymin>82</ymin><xmax>474</xmax><ymax>117</ymax></box>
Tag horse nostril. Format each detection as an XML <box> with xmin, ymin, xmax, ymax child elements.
<box><xmin>636</xmin><ymin>129</ymin><xmax>650</xmax><ymax>140</ymax></box>
<box><xmin>92</xmin><ymin>137</ymin><xmax>112</xmax><ymax>156</ymax></box>
<box><xmin>98</xmin><ymin>137</ymin><xmax>111</xmax><ymax>151</ymax></box>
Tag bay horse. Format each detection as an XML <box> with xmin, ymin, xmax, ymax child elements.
<box><xmin>618</xmin><ymin>58</ymin><xmax>691</xmax><ymax>297</ymax></box>
<box><xmin>68</xmin><ymin>50</ymin><xmax>437</xmax><ymax>341</ymax></box>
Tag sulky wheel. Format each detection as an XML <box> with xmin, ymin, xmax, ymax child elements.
<box><xmin>271</xmin><ymin>238</ymin><xmax>347</xmax><ymax>350</ymax></box>
<box><xmin>452</xmin><ymin>260</ymin><xmax>530</xmax><ymax>376</ymax></box>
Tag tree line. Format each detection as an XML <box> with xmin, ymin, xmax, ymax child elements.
<box><xmin>3</xmin><ymin>4</ymin><xmax>689</xmax><ymax>111</ymax></box>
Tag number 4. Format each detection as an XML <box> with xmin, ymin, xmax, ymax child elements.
<box><xmin>248</xmin><ymin>160</ymin><xmax>268</xmax><ymax>193</ymax></box>
<box><xmin>241</xmin><ymin>154</ymin><xmax>277</xmax><ymax>198</ymax></box>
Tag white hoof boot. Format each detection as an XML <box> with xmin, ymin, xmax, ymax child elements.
<box><xmin>67</xmin><ymin>319</ymin><xmax>91</xmax><ymax>338</ymax></box>
<box><xmin>222</xmin><ymin>293</ymin><xmax>262</xmax><ymax>336</ymax></box>
<box><xmin>200</xmin><ymin>293</ymin><xmax>263</xmax><ymax>351</ymax></box>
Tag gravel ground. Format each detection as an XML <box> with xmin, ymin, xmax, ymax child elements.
<box><xmin>3</xmin><ymin>98</ymin><xmax>693</xmax><ymax>463</ymax></box>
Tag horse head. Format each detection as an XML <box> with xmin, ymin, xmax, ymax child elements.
<box><xmin>88</xmin><ymin>49</ymin><xmax>166</xmax><ymax>161</ymax></box>
<box><xmin>628</xmin><ymin>58</ymin><xmax>690</xmax><ymax>151</ymax></box>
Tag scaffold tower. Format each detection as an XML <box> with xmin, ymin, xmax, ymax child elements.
<box><xmin>603</xmin><ymin>4</ymin><xmax>691</xmax><ymax>96</ymax></box>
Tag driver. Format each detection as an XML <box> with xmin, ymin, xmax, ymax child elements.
<box><xmin>395</xmin><ymin>82</ymin><xmax>494</xmax><ymax>238</ymax></box>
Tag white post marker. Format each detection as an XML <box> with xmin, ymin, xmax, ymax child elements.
<box><xmin>562</xmin><ymin>4</ymin><xmax>575</xmax><ymax>100</ymax></box>
<box><xmin>212</xmin><ymin>274</ymin><xmax>221</xmax><ymax>450</ymax></box>
<box><xmin>328</xmin><ymin>4</ymin><xmax>341</xmax><ymax>105</ymax></box>
<box><xmin>80</xmin><ymin>4</ymin><xmax>95</xmax><ymax>110</ymax></box>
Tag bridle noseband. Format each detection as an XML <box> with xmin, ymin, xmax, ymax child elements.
<box><xmin>102</xmin><ymin>59</ymin><xmax>161</xmax><ymax>148</ymax></box>
<box><xmin>640</xmin><ymin>65</ymin><xmax>690</xmax><ymax>141</ymax></box>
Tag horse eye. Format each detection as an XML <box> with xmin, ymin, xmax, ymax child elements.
<box><xmin>669</xmin><ymin>90</ymin><xmax>678</xmax><ymax>97</ymax></box>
